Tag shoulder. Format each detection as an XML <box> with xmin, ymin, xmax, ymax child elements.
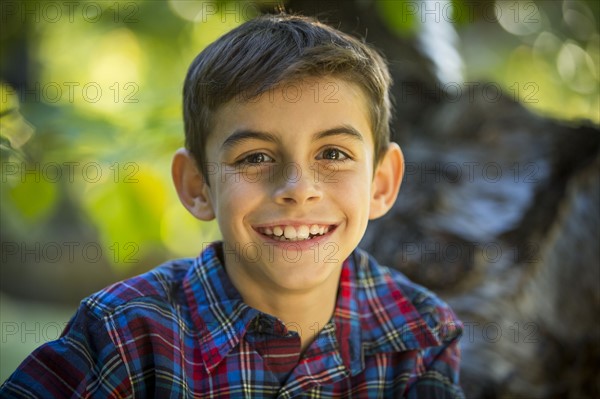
<box><xmin>352</xmin><ymin>248</ymin><xmax>462</xmax><ymax>344</ymax></box>
<box><xmin>83</xmin><ymin>258</ymin><xmax>196</xmax><ymax>320</ymax></box>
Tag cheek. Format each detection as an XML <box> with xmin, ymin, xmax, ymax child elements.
<box><xmin>215</xmin><ymin>178</ymin><xmax>265</xmax><ymax>215</ymax></box>
<box><xmin>327</xmin><ymin>172</ymin><xmax>372</xmax><ymax>212</ymax></box>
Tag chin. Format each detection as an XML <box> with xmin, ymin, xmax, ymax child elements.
<box><xmin>270</xmin><ymin>261</ymin><xmax>339</xmax><ymax>292</ymax></box>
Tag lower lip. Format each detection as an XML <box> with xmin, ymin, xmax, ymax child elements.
<box><xmin>254</xmin><ymin>226</ymin><xmax>338</xmax><ymax>252</ymax></box>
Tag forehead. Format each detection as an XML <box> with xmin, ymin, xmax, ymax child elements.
<box><xmin>208</xmin><ymin>77</ymin><xmax>374</xmax><ymax>148</ymax></box>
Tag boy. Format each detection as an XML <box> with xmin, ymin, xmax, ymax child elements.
<box><xmin>1</xmin><ymin>14</ymin><xmax>464</xmax><ymax>398</ymax></box>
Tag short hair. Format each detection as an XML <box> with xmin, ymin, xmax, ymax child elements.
<box><xmin>183</xmin><ymin>13</ymin><xmax>393</xmax><ymax>181</ymax></box>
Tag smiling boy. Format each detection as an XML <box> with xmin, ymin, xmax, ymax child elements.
<box><xmin>1</xmin><ymin>14</ymin><xmax>464</xmax><ymax>398</ymax></box>
<box><xmin>173</xmin><ymin>76</ymin><xmax>395</xmax><ymax>354</ymax></box>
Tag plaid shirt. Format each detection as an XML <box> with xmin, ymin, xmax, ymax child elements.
<box><xmin>1</xmin><ymin>242</ymin><xmax>464</xmax><ymax>398</ymax></box>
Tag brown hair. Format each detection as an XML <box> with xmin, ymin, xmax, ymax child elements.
<box><xmin>183</xmin><ymin>13</ymin><xmax>393</xmax><ymax>181</ymax></box>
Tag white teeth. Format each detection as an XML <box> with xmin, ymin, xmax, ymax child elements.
<box><xmin>283</xmin><ymin>225</ymin><xmax>297</xmax><ymax>239</ymax></box>
<box><xmin>297</xmin><ymin>225</ymin><xmax>310</xmax><ymax>239</ymax></box>
<box><xmin>260</xmin><ymin>224</ymin><xmax>331</xmax><ymax>241</ymax></box>
<box><xmin>309</xmin><ymin>224</ymin><xmax>320</xmax><ymax>235</ymax></box>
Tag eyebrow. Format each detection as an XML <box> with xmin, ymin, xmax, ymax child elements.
<box><xmin>220</xmin><ymin>124</ymin><xmax>364</xmax><ymax>151</ymax></box>
<box><xmin>314</xmin><ymin>125</ymin><xmax>364</xmax><ymax>142</ymax></box>
<box><xmin>220</xmin><ymin>130</ymin><xmax>279</xmax><ymax>151</ymax></box>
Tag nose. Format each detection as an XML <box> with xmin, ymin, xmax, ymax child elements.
<box><xmin>273</xmin><ymin>162</ymin><xmax>322</xmax><ymax>205</ymax></box>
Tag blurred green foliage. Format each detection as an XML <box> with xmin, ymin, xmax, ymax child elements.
<box><xmin>1</xmin><ymin>1</ymin><xmax>236</xmax><ymax>273</ymax></box>
<box><xmin>378</xmin><ymin>0</ymin><xmax>599</xmax><ymax>122</ymax></box>
<box><xmin>0</xmin><ymin>0</ymin><xmax>598</xmax><ymax>277</ymax></box>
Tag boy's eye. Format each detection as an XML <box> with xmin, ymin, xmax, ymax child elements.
<box><xmin>242</xmin><ymin>153</ymin><xmax>274</xmax><ymax>164</ymax></box>
<box><xmin>320</xmin><ymin>148</ymin><xmax>349</xmax><ymax>161</ymax></box>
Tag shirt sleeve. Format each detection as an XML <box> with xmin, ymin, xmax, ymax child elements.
<box><xmin>407</xmin><ymin>333</ymin><xmax>465</xmax><ymax>399</ymax></box>
<box><xmin>0</xmin><ymin>302</ymin><xmax>132</xmax><ymax>398</ymax></box>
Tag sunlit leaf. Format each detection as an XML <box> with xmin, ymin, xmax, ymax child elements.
<box><xmin>80</xmin><ymin>163</ymin><xmax>167</xmax><ymax>269</ymax></box>
<box><xmin>3</xmin><ymin>172</ymin><xmax>59</xmax><ymax>225</ymax></box>
<box><xmin>375</xmin><ymin>0</ymin><xmax>420</xmax><ymax>37</ymax></box>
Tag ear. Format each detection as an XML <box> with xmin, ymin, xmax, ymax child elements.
<box><xmin>369</xmin><ymin>142</ymin><xmax>404</xmax><ymax>220</ymax></box>
<box><xmin>172</xmin><ymin>148</ymin><xmax>215</xmax><ymax>221</ymax></box>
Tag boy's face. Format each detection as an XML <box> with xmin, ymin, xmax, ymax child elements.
<box><xmin>177</xmin><ymin>77</ymin><xmax>402</xmax><ymax>294</ymax></box>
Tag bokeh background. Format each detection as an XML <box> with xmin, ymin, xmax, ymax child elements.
<box><xmin>1</xmin><ymin>0</ymin><xmax>598</xmax><ymax>396</ymax></box>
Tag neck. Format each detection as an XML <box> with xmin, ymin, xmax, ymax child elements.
<box><xmin>226</xmin><ymin>263</ymin><xmax>342</xmax><ymax>352</ymax></box>
<box><xmin>253</xmin><ymin>289</ymin><xmax>338</xmax><ymax>352</ymax></box>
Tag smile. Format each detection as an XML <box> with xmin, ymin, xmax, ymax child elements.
<box><xmin>256</xmin><ymin>224</ymin><xmax>333</xmax><ymax>241</ymax></box>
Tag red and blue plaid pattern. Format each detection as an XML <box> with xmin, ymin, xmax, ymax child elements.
<box><xmin>1</xmin><ymin>242</ymin><xmax>464</xmax><ymax>398</ymax></box>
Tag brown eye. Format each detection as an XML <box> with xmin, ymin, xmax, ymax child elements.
<box><xmin>321</xmin><ymin>148</ymin><xmax>348</xmax><ymax>160</ymax></box>
<box><xmin>244</xmin><ymin>153</ymin><xmax>273</xmax><ymax>164</ymax></box>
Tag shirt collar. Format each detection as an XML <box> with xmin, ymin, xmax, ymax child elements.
<box><xmin>184</xmin><ymin>242</ymin><xmax>456</xmax><ymax>376</ymax></box>
<box><xmin>333</xmin><ymin>247</ymin><xmax>456</xmax><ymax>375</ymax></box>
<box><xmin>183</xmin><ymin>242</ymin><xmax>258</xmax><ymax>374</ymax></box>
